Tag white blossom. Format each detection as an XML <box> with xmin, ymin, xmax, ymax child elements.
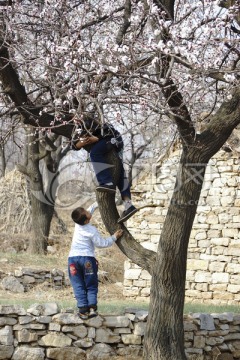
<box><xmin>223</xmin><ymin>74</ymin><xmax>236</xmax><ymax>83</ymax></box>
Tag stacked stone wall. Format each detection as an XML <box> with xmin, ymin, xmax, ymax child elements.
<box><xmin>1</xmin><ymin>304</ymin><xmax>240</xmax><ymax>359</ymax></box>
<box><xmin>0</xmin><ymin>268</ymin><xmax>68</xmax><ymax>293</ymax></box>
<box><xmin>124</xmin><ymin>150</ymin><xmax>240</xmax><ymax>304</ymax></box>
<box><xmin>0</xmin><ymin>267</ymin><xmax>109</xmax><ymax>294</ymax></box>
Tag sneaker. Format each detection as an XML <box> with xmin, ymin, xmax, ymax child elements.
<box><xmin>88</xmin><ymin>308</ymin><xmax>98</xmax><ymax>318</ymax></box>
<box><xmin>117</xmin><ymin>205</ymin><xmax>138</xmax><ymax>224</ymax></box>
<box><xmin>96</xmin><ymin>184</ymin><xmax>116</xmax><ymax>193</ymax></box>
<box><xmin>78</xmin><ymin>312</ymin><xmax>89</xmax><ymax>320</ymax></box>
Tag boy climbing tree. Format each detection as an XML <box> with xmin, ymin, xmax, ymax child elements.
<box><xmin>71</xmin><ymin>114</ymin><xmax>138</xmax><ymax>223</ymax></box>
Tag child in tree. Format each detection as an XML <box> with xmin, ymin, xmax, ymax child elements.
<box><xmin>68</xmin><ymin>202</ymin><xmax>123</xmax><ymax>319</ymax></box>
<box><xmin>71</xmin><ymin>115</ymin><xmax>137</xmax><ymax>223</ymax></box>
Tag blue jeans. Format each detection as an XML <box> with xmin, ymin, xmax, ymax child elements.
<box><xmin>90</xmin><ymin>138</ymin><xmax>131</xmax><ymax>199</ymax></box>
<box><xmin>68</xmin><ymin>256</ymin><xmax>98</xmax><ymax>310</ymax></box>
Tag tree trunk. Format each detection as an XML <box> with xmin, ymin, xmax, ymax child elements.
<box><xmin>0</xmin><ymin>145</ymin><xmax>6</xmax><ymax>177</ymax></box>
<box><xmin>143</xmin><ymin>149</ymin><xmax>207</xmax><ymax>360</ymax></box>
<box><xmin>28</xmin><ymin>191</ymin><xmax>54</xmax><ymax>254</ymax></box>
<box><xmin>18</xmin><ymin>132</ymin><xmax>59</xmax><ymax>255</ymax></box>
<box><xmin>22</xmin><ymin>158</ymin><xmax>56</xmax><ymax>255</ymax></box>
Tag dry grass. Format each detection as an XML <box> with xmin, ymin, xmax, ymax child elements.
<box><xmin>0</xmin><ymin>170</ymin><xmax>31</xmax><ymax>234</ymax></box>
<box><xmin>0</xmin><ymin>230</ymin><xmax>131</xmax><ymax>310</ymax></box>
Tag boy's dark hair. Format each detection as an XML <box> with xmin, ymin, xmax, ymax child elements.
<box><xmin>71</xmin><ymin>207</ymin><xmax>87</xmax><ymax>225</ymax></box>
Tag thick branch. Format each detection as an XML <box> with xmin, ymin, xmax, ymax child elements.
<box><xmin>96</xmin><ymin>151</ymin><xmax>156</xmax><ymax>274</ymax></box>
<box><xmin>162</xmin><ymin>79</ymin><xmax>195</xmax><ymax>146</ymax></box>
<box><xmin>198</xmin><ymin>86</ymin><xmax>240</xmax><ymax>161</ymax></box>
<box><xmin>44</xmin><ymin>134</ymin><xmax>59</xmax><ymax>151</ymax></box>
<box><xmin>0</xmin><ymin>39</ymin><xmax>74</xmax><ymax>138</ymax></box>
<box><xmin>0</xmin><ymin>42</ymin><xmax>29</xmax><ymax>108</ymax></box>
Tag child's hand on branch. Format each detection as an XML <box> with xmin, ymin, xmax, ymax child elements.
<box><xmin>114</xmin><ymin>229</ymin><xmax>124</xmax><ymax>239</ymax></box>
<box><xmin>75</xmin><ymin>136</ymin><xmax>99</xmax><ymax>149</ymax></box>
<box><xmin>84</xmin><ymin>136</ymin><xmax>99</xmax><ymax>144</ymax></box>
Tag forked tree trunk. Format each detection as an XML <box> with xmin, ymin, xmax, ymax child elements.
<box><xmin>21</xmin><ymin>159</ymin><xmax>56</xmax><ymax>255</ymax></box>
<box><xmin>95</xmin><ymin>148</ymin><xmax>207</xmax><ymax>359</ymax></box>
<box><xmin>18</xmin><ymin>134</ymin><xmax>59</xmax><ymax>255</ymax></box>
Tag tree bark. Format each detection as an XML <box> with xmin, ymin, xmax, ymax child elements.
<box><xmin>28</xmin><ymin>191</ymin><xmax>54</xmax><ymax>254</ymax></box>
<box><xmin>144</xmin><ymin>149</ymin><xmax>206</xmax><ymax>360</ymax></box>
<box><xmin>18</xmin><ymin>136</ymin><xmax>53</xmax><ymax>254</ymax></box>
<box><xmin>0</xmin><ymin>145</ymin><xmax>6</xmax><ymax>177</ymax></box>
<box><xmin>17</xmin><ymin>131</ymin><xmax>63</xmax><ymax>254</ymax></box>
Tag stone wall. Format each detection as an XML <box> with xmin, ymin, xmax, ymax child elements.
<box><xmin>1</xmin><ymin>304</ymin><xmax>240</xmax><ymax>360</ymax></box>
<box><xmin>0</xmin><ymin>267</ymin><xmax>110</xmax><ymax>294</ymax></box>
<box><xmin>0</xmin><ymin>268</ymin><xmax>67</xmax><ymax>293</ymax></box>
<box><xmin>124</xmin><ymin>150</ymin><xmax>240</xmax><ymax>304</ymax></box>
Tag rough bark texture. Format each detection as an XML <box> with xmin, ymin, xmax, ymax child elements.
<box><xmin>144</xmin><ymin>151</ymin><xmax>206</xmax><ymax>360</ymax></box>
<box><xmin>0</xmin><ymin>146</ymin><xmax>6</xmax><ymax>177</ymax></box>
<box><xmin>17</xmin><ymin>134</ymin><xmax>60</xmax><ymax>254</ymax></box>
<box><xmin>18</xmin><ymin>139</ymin><xmax>53</xmax><ymax>254</ymax></box>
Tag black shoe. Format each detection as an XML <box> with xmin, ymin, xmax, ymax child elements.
<box><xmin>88</xmin><ymin>308</ymin><xmax>98</xmax><ymax>318</ymax></box>
<box><xmin>117</xmin><ymin>205</ymin><xmax>138</xmax><ymax>224</ymax></box>
<box><xmin>96</xmin><ymin>185</ymin><xmax>116</xmax><ymax>193</ymax></box>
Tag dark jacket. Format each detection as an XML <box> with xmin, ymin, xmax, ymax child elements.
<box><xmin>71</xmin><ymin>118</ymin><xmax>123</xmax><ymax>152</ymax></box>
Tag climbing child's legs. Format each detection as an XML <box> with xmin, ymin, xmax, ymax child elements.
<box><xmin>117</xmin><ymin>160</ymin><xmax>138</xmax><ymax>223</ymax></box>
<box><xmin>90</xmin><ymin>139</ymin><xmax>116</xmax><ymax>193</ymax></box>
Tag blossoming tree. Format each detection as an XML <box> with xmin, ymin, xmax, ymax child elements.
<box><xmin>0</xmin><ymin>0</ymin><xmax>239</xmax><ymax>358</ymax></box>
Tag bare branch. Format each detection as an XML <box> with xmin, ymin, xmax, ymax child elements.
<box><xmin>44</xmin><ymin>134</ymin><xmax>59</xmax><ymax>151</ymax></box>
<box><xmin>78</xmin><ymin>6</ymin><xmax>125</xmax><ymax>31</ymax></box>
